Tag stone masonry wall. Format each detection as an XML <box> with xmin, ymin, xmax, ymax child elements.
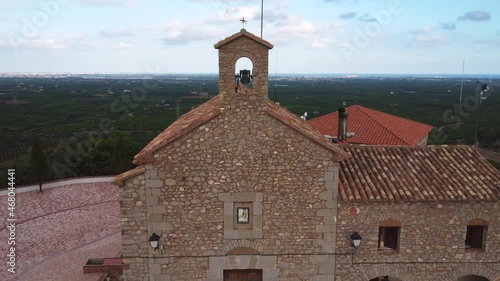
<box><xmin>119</xmin><ymin>97</ymin><xmax>342</xmax><ymax>280</ymax></box>
<box><xmin>120</xmin><ymin>173</ymin><xmax>149</xmax><ymax>281</ymax></box>
<box><xmin>335</xmin><ymin>201</ymin><xmax>500</xmax><ymax>281</ymax></box>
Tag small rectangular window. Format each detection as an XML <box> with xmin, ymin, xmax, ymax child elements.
<box><xmin>378</xmin><ymin>227</ymin><xmax>400</xmax><ymax>250</ymax></box>
<box><xmin>465</xmin><ymin>225</ymin><xmax>486</xmax><ymax>249</ymax></box>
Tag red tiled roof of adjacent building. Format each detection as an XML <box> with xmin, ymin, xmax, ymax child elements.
<box><xmin>339</xmin><ymin>145</ymin><xmax>500</xmax><ymax>202</ymax></box>
<box><xmin>308</xmin><ymin>105</ymin><xmax>434</xmax><ymax>146</ymax></box>
<box><xmin>214</xmin><ymin>29</ymin><xmax>274</xmax><ymax>49</ymax></box>
<box><xmin>129</xmin><ymin>90</ymin><xmax>349</xmax><ymax>168</ymax></box>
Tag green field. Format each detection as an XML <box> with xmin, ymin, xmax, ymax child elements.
<box><xmin>1</xmin><ymin>75</ymin><xmax>499</xmax><ymax>186</ymax></box>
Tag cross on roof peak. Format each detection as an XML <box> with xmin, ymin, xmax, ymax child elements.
<box><xmin>240</xmin><ymin>17</ymin><xmax>247</xmax><ymax>28</ymax></box>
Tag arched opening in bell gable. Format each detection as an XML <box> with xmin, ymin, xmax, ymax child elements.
<box><xmin>234</xmin><ymin>57</ymin><xmax>253</xmax><ymax>92</ymax></box>
<box><xmin>457</xmin><ymin>275</ymin><xmax>490</xmax><ymax>281</ymax></box>
<box><xmin>369</xmin><ymin>277</ymin><xmax>403</xmax><ymax>281</ymax></box>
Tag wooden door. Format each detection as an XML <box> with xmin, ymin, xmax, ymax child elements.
<box><xmin>224</xmin><ymin>269</ymin><xmax>263</xmax><ymax>281</ymax></box>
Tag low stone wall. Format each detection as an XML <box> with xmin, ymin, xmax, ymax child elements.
<box><xmin>0</xmin><ymin>176</ymin><xmax>114</xmax><ymax>195</ymax></box>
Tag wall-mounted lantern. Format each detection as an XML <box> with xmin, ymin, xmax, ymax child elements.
<box><xmin>350</xmin><ymin>232</ymin><xmax>362</xmax><ymax>249</ymax></box>
<box><xmin>149</xmin><ymin>233</ymin><xmax>160</xmax><ymax>250</ymax></box>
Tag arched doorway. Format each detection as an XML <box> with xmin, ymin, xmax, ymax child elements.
<box><xmin>369</xmin><ymin>277</ymin><xmax>403</xmax><ymax>281</ymax></box>
<box><xmin>457</xmin><ymin>275</ymin><xmax>490</xmax><ymax>281</ymax></box>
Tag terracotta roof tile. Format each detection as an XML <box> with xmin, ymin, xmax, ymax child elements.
<box><xmin>133</xmin><ymin>96</ymin><xmax>223</xmax><ymax>165</ymax></box>
<box><xmin>308</xmin><ymin>105</ymin><xmax>434</xmax><ymax>145</ymax></box>
<box><xmin>339</xmin><ymin>145</ymin><xmax>500</xmax><ymax>202</ymax></box>
<box><xmin>214</xmin><ymin>29</ymin><xmax>274</xmax><ymax>49</ymax></box>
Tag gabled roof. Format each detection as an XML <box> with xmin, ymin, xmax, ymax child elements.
<box><xmin>267</xmin><ymin>100</ymin><xmax>350</xmax><ymax>160</ymax></box>
<box><xmin>214</xmin><ymin>29</ymin><xmax>274</xmax><ymax>49</ymax></box>
<box><xmin>339</xmin><ymin>145</ymin><xmax>500</xmax><ymax>202</ymax></box>
<box><xmin>113</xmin><ymin>90</ymin><xmax>350</xmax><ymax>186</ymax></box>
<box><xmin>133</xmin><ymin>95</ymin><xmax>223</xmax><ymax>165</ymax></box>
<box><xmin>132</xmin><ymin>91</ymin><xmax>349</xmax><ymax>166</ymax></box>
<box><xmin>133</xmin><ymin>96</ymin><xmax>350</xmax><ymax>165</ymax></box>
<box><xmin>308</xmin><ymin>105</ymin><xmax>434</xmax><ymax>146</ymax></box>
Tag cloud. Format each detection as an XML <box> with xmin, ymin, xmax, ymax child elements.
<box><xmin>100</xmin><ymin>29</ymin><xmax>134</xmax><ymax>38</ymax></box>
<box><xmin>271</xmin><ymin>16</ymin><xmax>341</xmax><ymax>38</ymax></box>
<box><xmin>311</xmin><ymin>39</ymin><xmax>352</xmax><ymax>49</ymax></box>
<box><xmin>359</xmin><ymin>14</ymin><xmax>377</xmax><ymax>22</ymax></box>
<box><xmin>457</xmin><ymin>11</ymin><xmax>491</xmax><ymax>21</ymax></box>
<box><xmin>206</xmin><ymin>6</ymin><xmax>260</xmax><ymax>23</ymax></box>
<box><xmin>81</xmin><ymin>0</ymin><xmax>128</xmax><ymax>6</ymax></box>
<box><xmin>412</xmin><ymin>35</ymin><xmax>447</xmax><ymax>46</ymax></box>
<box><xmin>205</xmin><ymin>0</ymin><xmax>288</xmax><ymax>25</ymax></box>
<box><xmin>409</xmin><ymin>26</ymin><xmax>432</xmax><ymax>35</ymax></box>
<box><xmin>338</xmin><ymin>12</ymin><xmax>356</xmax><ymax>19</ymax></box>
<box><xmin>264</xmin><ymin>7</ymin><xmax>288</xmax><ymax>23</ymax></box>
<box><xmin>112</xmin><ymin>42</ymin><xmax>133</xmax><ymax>49</ymax></box>
<box><xmin>439</xmin><ymin>22</ymin><xmax>456</xmax><ymax>30</ymax></box>
<box><xmin>475</xmin><ymin>39</ymin><xmax>500</xmax><ymax>47</ymax></box>
<box><xmin>0</xmin><ymin>14</ymin><xmax>21</xmax><ymax>23</ymax></box>
<box><xmin>158</xmin><ymin>20</ymin><xmax>224</xmax><ymax>45</ymax></box>
<box><xmin>312</xmin><ymin>39</ymin><xmax>333</xmax><ymax>48</ymax></box>
<box><xmin>275</xmin><ymin>17</ymin><xmax>320</xmax><ymax>38</ymax></box>
<box><xmin>324</xmin><ymin>0</ymin><xmax>359</xmax><ymax>3</ymax></box>
<box><xmin>267</xmin><ymin>15</ymin><xmax>342</xmax><ymax>47</ymax></box>
<box><xmin>2</xmin><ymin>37</ymin><xmax>70</xmax><ymax>49</ymax></box>
<box><xmin>0</xmin><ymin>33</ymin><xmax>86</xmax><ymax>50</ymax></box>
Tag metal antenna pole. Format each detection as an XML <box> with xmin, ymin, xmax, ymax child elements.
<box><xmin>459</xmin><ymin>58</ymin><xmax>465</xmax><ymax>104</ymax></box>
<box><xmin>274</xmin><ymin>53</ymin><xmax>277</xmax><ymax>102</ymax></box>
<box><xmin>474</xmin><ymin>101</ymin><xmax>481</xmax><ymax>147</ymax></box>
<box><xmin>458</xmin><ymin>58</ymin><xmax>465</xmax><ymax>141</ymax></box>
<box><xmin>260</xmin><ymin>0</ymin><xmax>264</xmax><ymax>38</ymax></box>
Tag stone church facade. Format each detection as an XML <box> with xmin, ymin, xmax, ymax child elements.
<box><xmin>112</xmin><ymin>29</ymin><xmax>500</xmax><ymax>281</ymax></box>
<box><xmin>113</xmin><ymin>29</ymin><xmax>351</xmax><ymax>281</ymax></box>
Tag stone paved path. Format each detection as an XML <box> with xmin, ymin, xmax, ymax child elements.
<box><xmin>0</xmin><ymin>182</ymin><xmax>121</xmax><ymax>281</ymax></box>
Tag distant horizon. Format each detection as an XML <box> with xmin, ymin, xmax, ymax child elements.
<box><xmin>1</xmin><ymin>72</ymin><xmax>499</xmax><ymax>78</ymax></box>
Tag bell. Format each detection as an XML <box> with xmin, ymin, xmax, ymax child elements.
<box><xmin>239</xmin><ymin>69</ymin><xmax>252</xmax><ymax>84</ymax></box>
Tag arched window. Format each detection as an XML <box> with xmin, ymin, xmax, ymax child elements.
<box><xmin>378</xmin><ymin>219</ymin><xmax>401</xmax><ymax>251</ymax></box>
<box><xmin>465</xmin><ymin>219</ymin><xmax>488</xmax><ymax>250</ymax></box>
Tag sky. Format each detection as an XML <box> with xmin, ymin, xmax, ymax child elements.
<box><xmin>0</xmin><ymin>0</ymin><xmax>499</xmax><ymax>74</ymax></box>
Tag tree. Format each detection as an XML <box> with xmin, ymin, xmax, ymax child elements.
<box><xmin>30</xmin><ymin>135</ymin><xmax>50</xmax><ymax>192</ymax></box>
<box><xmin>110</xmin><ymin>131</ymin><xmax>140</xmax><ymax>174</ymax></box>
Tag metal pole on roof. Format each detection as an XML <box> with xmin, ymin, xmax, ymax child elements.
<box><xmin>458</xmin><ymin>58</ymin><xmax>465</xmax><ymax>141</ymax></box>
<box><xmin>260</xmin><ymin>0</ymin><xmax>264</xmax><ymax>38</ymax></box>
<box><xmin>474</xmin><ymin>102</ymin><xmax>481</xmax><ymax>147</ymax></box>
